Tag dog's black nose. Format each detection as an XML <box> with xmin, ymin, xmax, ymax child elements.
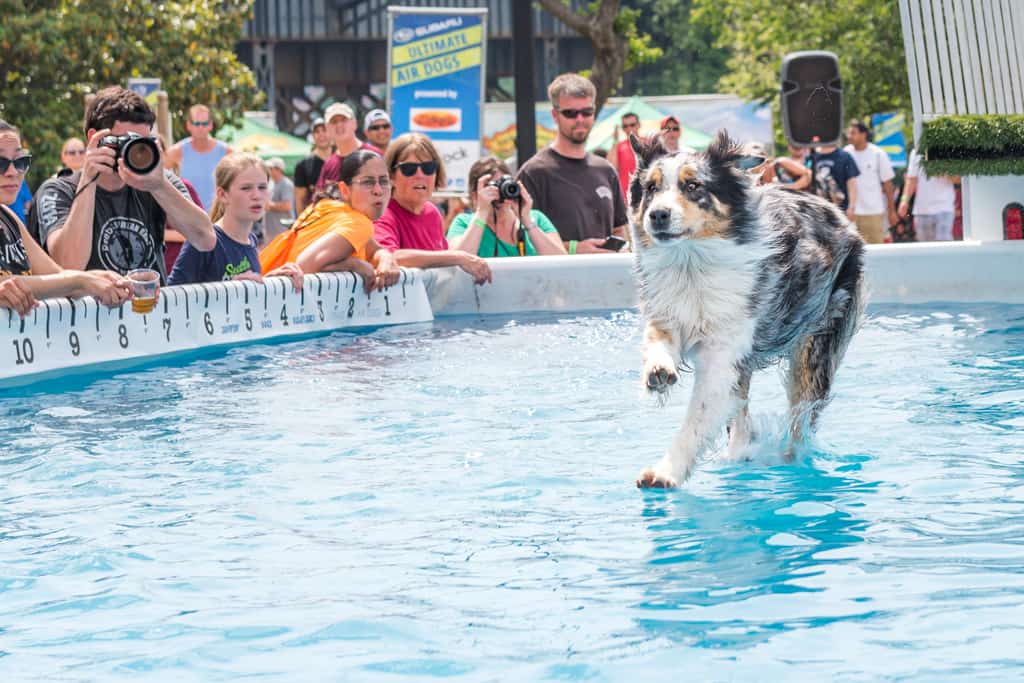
<box><xmin>648</xmin><ymin>208</ymin><xmax>671</xmax><ymax>230</ymax></box>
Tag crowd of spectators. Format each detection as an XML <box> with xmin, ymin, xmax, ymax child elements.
<box><xmin>0</xmin><ymin>72</ymin><xmax>967</xmax><ymax>320</ymax></box>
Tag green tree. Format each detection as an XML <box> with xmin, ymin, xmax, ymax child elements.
<box><xmin>0</xmin><ymin>0</ymin><xmax>262</xmax><ymax>189</ymax></box>
<box><xmin>692</xmin><ymin>0</ymin><xmax>910</xmax><ymax>142</ymax></box>
<box><xmin>631</xmin><ymin>0</ymin><xmax>729</xmax><ymax>96</ymax></box>
<box><xmin>535</xmin><ymin>0</ymin><xmax>662</xmax><ymax>114</ymax></box>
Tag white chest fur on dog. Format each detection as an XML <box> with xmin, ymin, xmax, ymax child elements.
<box><xmin>628</xmin><ymin>131</ymin><xmax>866</xmax><ymax>489</ymax></box>
<box><xmin>636</xmin><ymin>235</ymin><xmax>768</xmax><ymax>359</ymax></box>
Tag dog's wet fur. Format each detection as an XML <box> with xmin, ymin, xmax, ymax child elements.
<box><xmin>629</xmin><ymin>130</ymin><xmax>866</xmax><ymax>488</ymax></box>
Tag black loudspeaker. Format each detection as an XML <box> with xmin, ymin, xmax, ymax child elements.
<box><xmin>780</xmin><ymin>51</ymin><xmax>843</xmax><ymax>147</ymax></box>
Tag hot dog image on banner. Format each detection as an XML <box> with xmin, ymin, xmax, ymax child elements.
<box><xmin>387</xmin><ymin>7</ymin><xmax>488</xmax><ymax>195</ymax></box>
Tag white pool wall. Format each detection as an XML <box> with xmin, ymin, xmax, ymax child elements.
<box><xmin>422</xmin><ymin>241</ymin><xmax>1024</xmax><ymax>316</ymax></box>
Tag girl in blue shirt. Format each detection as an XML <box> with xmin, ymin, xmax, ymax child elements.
<box><xmin>169</xmin><ymin>153</ymin><xmax>303</xmax><ymax>289</ymax></box>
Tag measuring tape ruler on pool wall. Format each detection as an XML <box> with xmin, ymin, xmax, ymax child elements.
<box><xmin>1</xmin><ymin>269</ymin><xmax>433</xmax><ymax>384</ymax></box>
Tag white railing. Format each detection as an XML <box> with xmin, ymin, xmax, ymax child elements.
<box><xmin>899</xmin><ymin>0</ymin><xmax>1024</xmax><ymax>141</ymax></box>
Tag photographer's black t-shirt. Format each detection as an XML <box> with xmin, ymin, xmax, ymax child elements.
<box><xmin>516</xmin><ymin>147</ymin><xmax>627</xmax><ymax>242</ymax></box>
<box><xmin>32</xmin><ymin>170</ymin><xmax>191</xmax><ymax>282</ymax></box>
<box><xmin>0</xmin><ymin>205</ymin><xmax>32</xmax><ymax>276</ymax></box>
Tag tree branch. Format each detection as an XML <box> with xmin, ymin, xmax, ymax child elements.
<box><xmin>535</xmin><ymin>0</ymin><xmax>592</xmax><ymax>37</ymax></box>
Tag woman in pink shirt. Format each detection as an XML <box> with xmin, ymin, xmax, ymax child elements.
<box><xmin>374</xmin><ymin>133</ymin><xmax>491</xmax><ymax>285</ymax></box>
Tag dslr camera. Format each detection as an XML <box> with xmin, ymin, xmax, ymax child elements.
<box><xmin>99</xmin><ymin>132</ymin><xmax>160</xmax><ymax>175</ymax></box>
<box><xmin>487</xmin><ymin>174</ymin><xmax>520</xmax><ymax>202</ymax></box>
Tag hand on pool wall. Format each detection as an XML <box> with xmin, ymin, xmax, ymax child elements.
<box><xmin>0</xmin><ymin>276</ymin><xmax>37</xmax><ymax>317</ymax></box>
<box><xmin>456</xmin><ymin>253</ymin><xmax>492</xmax><ymax>285</ymax></box>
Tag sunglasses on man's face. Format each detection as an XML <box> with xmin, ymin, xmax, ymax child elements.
<box><xmin>663</xmin><ymin>126</ymin><xmax>680</xmax><ymax>133</ymax></box>
<box><xmin>0</xmin><ymin>155</ymin><xmax>32</xmax><ymax>174</ymax></box>
<box><xmin>191</xmin><ymin>120</ymin><xmax>211</xmax><ymax>127</ymax></box>
<box><xmin>559</xmin><ymin>107</ymin><xmax>595</xmax><ymax>120</ymax></box>
<box><xmin>368</xmin><ymin>124</ymin><xmax>392</xmax><ymax>132</ymax></box>
<box><xmin>394</xmin><ymin>160</ymin><xmax>438</xmax><ymax>177</ymax></box>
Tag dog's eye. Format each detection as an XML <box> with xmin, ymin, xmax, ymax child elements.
<box><xmin>645</xmin><ymin>181</ymin><xmax>658</xmax><ymax>194</ymax></box>
<box><xmin>684</xmin><ymin>181</ymin><xmax>700</xmax><ymax>193</ymax></box>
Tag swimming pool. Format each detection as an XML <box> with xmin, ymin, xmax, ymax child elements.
<box><xmin>2</xmin><ymin>302</ymin><xmax>1022</xmax><ymax>680</ymax></box>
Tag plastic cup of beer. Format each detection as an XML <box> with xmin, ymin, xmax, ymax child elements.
<box><xmin>127</xmin><ymin>268</ymin><xmax>160</xmax><ymax>314</ymax></box>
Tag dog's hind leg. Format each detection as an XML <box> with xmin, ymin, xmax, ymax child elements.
<box><xmin>785</xmin><ymin>334</ymin><xmax>834</xmax><ymax>460</ymax></box>
<box><xmin>638</xmin><ymin>346</ymin><xmax>740</xmax><ymax>488</ymax></box>
<box><xmin>726</xmin><ymin>368</ymin><xmax>753</xmax><ymax>459</ymax></box>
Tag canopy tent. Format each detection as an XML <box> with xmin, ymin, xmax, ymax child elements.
<box><xmin>585</xmin><ymin>95</ymin><xmax>712</xmax><ymax>152</ymax></box>
<box><xmin>215</xmin><ymin>117</ymin><xmax>310</xmax><ymax>175</ymax></box>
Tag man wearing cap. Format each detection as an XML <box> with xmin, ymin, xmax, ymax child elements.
<box><xmin>315</xmin><ymin>102</ymin><xmax>382</xmax><ymax>194</ymax></box>
<box><xmin>293</xmin><ymin>117</ymin><xmax>332</xmax><ymax>211</ymax></box>
<box><xmin>264</xmin><ymin>157</ymin><xmax>295</xmax><ymax>245</ymax></box>
<box><xmin>363</xmin><ymin>109</ymin><xmax>393</xmax><ymax>151</ymax></box>
<box><xmin>660</xmin><ymin>115</ymin><xmax>684</xmax><ymax>154</ymax></box>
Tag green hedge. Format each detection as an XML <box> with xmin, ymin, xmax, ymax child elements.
<box><xmin>920</xmin><ymin>115</ymin><xmax>1024</xmax><ymax>176</ymax></box>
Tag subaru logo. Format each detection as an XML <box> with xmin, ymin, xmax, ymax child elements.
<box><xmin>394</xmin><ymin>28</ymin><xmax>415</xmax><ymax>44</ymax></box>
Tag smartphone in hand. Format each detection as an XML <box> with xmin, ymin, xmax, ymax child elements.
<box><xmin>599</xmin><ymin>235</ymin><xmax>627</xmax><ymax>251</ymax></box>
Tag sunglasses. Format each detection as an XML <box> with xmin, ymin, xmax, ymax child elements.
<box><xmin>367</xmin><ymin>124</ymin><xmax>392</xmax><ymax>131</ymax></box>
<box><xmin>190</xmin><ymin>120</ymin><xmax>211</xmax><ymax>127</ymax></box>
<box><xmin>351</xmin><ymin>176</ymin><xmax>391</xmax><ymax>190</ymax></box>
<box><xmin>394</xmin><ymin>160</ymin><xmax>438</xmax><ymax>177</ymax></box>
<box><xmin>662</xmin><ymin>126</ymin><xmax>681</xmax><ymax>133</ymax></box>
<box><xmin>622</xmin><ymin>122</ymin><xmax>639</xmax><ymax>129</ymax></box>
<box><xmin>559</xmin><ymin>107</ymin><xmax>595</xmax><ymax>119</ymax></box>
<box><xmin>0</xmin><ymin>154</ymin><xmax>32</xmax><ymax>174</ymax></box>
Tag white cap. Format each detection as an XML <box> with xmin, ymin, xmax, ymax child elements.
<box><xmin>363</xmin><ymin>109</ymin><xmax>391</xmax><ymax>129</ymax></box>
<box><xmin>323</xmin><ymin>102</ymin><xmax>355</xmax><ymax>123</ymax></box>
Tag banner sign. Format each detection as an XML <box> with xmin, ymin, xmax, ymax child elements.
<box><xmin>387</xmin><ymin>7</ymin><xmax>488</xmax><ymax>194</ymax></box>
<box><xmin>127</xmin><ymin>77</ymin><xmax>161</xmax><ymax>107</ymax></box>
<box><xmin>1</xmin><ymin>271</ymin><xmax>433</xmax><ymax>387</ymax></box>
<box><xmin>871</xmin><ymin>111</ymin><xmax>908</xmax><ymax>168</ymax></box>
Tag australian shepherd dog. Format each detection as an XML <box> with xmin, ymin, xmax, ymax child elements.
<box><xmin>629</xmin><ymin>130</ymin><xmax>866</xmax><ymax>488</ymax></box>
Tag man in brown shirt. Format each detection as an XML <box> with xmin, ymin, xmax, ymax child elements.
<box><xmin>517</xmin><ymin>73</ymin><xmax>628</xmax><ymax>254</ymax></box>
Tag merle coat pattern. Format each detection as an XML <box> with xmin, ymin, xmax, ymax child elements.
<box><xmin>629</xmin><ymin>130</ymin><xmax>866</xmax><ymax>488</ymax></box>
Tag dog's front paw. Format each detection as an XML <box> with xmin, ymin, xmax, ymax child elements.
<box><xmin>636</xmin><ymin>466</ymin><xmax>679</xmax><ymax>489</ymax></box>
<box><xmin>643</xmin><ymin>362</ymin><xmax>678</xmax><ymax>394</ymax></box>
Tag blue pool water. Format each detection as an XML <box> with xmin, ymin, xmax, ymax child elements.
<box><xmin>1</xmin><ymin>304</ymin><xmax>1023</xmax><ymax>681</ymax></box>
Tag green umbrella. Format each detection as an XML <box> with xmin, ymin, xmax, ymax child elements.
<box><xmin>586</xmin><ymin>95</ymin><xmax>712</xmax><ymax>152</ymax></box>
<box><xmin>216</xmin><ymin>117</ymin><xmax>311</xmax><ymax>175</ymax></box>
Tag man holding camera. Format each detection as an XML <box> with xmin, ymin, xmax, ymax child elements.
<box><xmin>32</xmin><ymin>86</ymin><xmax>215</xmax><ymax>281</ymax></box>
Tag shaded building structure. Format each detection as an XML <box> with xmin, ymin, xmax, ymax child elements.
<box><xmin>236</xmin><ymin>0</ymin><xmax>601</xmax><ymax>137</ymax></box>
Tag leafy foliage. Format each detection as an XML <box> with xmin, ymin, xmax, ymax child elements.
<box><xmin>691</xmin><ymin>0</ymin><xmax>910</xmax><ymax>143</ymax></box>
<box><xmin>535</xmin><ymin>0</ymin><xmax>661</xmax><ymax>115</ymax></box>
<box><xmin>0</xmin><ymin>0</ymin><xmax>263</xmax><ymax>189</ymax></box>
<box><xmin>630</xmin><ymin>0</ymin><xmax>729</xmax><ymax>96</ymax></box>
<box><xmin>920</xmin><ymin>115</ymin><xmax>1024</xmax><ymax>176</ymax></box>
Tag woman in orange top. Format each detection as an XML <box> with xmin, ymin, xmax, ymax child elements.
<box><xmin>260</xmin><ymin>150</ymin><xmax>399</xmax><ymax>293</ymax></box>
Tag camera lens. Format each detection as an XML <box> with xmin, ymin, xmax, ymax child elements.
<box><xmin>122</xmin><ymin>137</ymin><xmax>159</xmax><ymax>175</ymax></box>
<box><xmin>499</xmin><ymin>176</ymin><xmax>520</xmax><ymax>200</ymax></box>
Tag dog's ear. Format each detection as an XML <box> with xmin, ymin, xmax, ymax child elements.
<box><xmin>706</xmin><ymin>129</ymin><xmax>746</xmax><ymax>170</ymax></box>
<box><xmin>630</xmin><ymin>133</ymin><xmax>666</xmax><ymax>173</ymax></box>
<box><xmin>628</xmin><ymin>134</ymin><xmax>666</xmax><ymax>211</ymax></box>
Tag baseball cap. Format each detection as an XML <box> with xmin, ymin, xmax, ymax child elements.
<box><xmin>311</xmin><ymin>117</ymin><xmax>326</xmax><ymax>130</ymax></box>
<box><xmin>266</xmin><ymin>157</ymin><xmax>286</xmax><ymax>171</ymax></box>
<box><xmin>323</xmin><ymin>102</ymin><xmax>355</xmax><ymax>123</ymax></box>
<box><xmin>364</xmin><ymin>109</ymin><xmax>391</xmax><ymax>129</ymax></box>
<box><xmin>660</xmin><ymin>114</ymin><xmax>680</xmax><ymax>130</ymax></box>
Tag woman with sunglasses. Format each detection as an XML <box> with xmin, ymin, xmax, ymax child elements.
<box><xmin>660</xmin><ymin>115</ymin><xmax>683</xmax><ymax>154</ymax></box>
<box><xmin>0</xmin><ymin>120</ymin><xmax>131</xmax><ymax>316</ymax></box>
<box><xmin>260</xmin><ymin>150</ymin><xmax>399</xmax><ymax>293</ymax></box>
<box><xmin>447</xmin><ymin>156</ymin><xmax>565</xmax><ymax>257</ymax></box>
<box><xmin>374</xmin><ymin>133</ymin><xmax>491</xmax><ymax>285</ymax></box>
